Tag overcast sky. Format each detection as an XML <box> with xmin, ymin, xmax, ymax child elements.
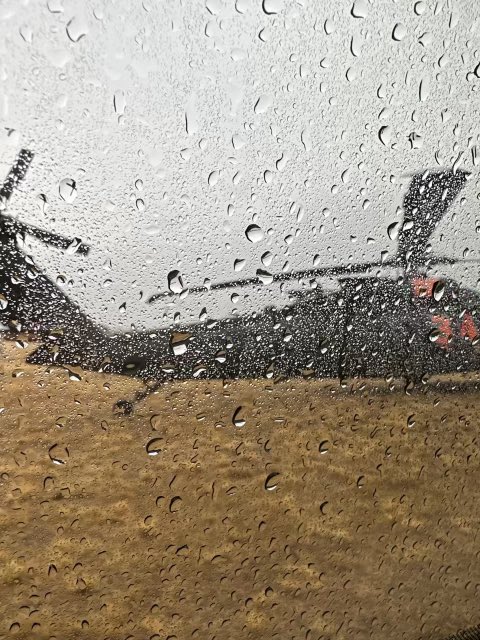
<box><xmin>1</xmin><ymin>0</ymin><xmax>480</xmax><ymax>330</ymax></box>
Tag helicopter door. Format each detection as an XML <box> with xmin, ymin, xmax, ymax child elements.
<box><xmin>339</xmin><ymin>278</ymin><xmax>410</xmax><ymax>379</ymax></box>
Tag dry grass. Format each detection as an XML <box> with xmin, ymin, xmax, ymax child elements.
<box><xmin>1</xmin><ymin>338</ymin><xmax>480</xmax><ymax>640</ymax></box>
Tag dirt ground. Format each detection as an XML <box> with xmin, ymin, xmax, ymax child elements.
<box><xmin>1</xmin><ymin>338</ymin><xmax>480</xmax><ymax>640</ymax></box>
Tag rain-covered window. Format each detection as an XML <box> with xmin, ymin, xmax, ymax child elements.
<box><xmin>1</xmin><ymin>1</ymin><xmax>480</xmax><ymax>638</ymax></box>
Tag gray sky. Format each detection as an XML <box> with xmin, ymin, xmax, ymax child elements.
<box><xmin>1</xmin><ymin>0</ymin><xmax>480</xmax><ymax>330</ymax></box>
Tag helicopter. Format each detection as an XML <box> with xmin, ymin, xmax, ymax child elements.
<box><xmin>1</xmin><ymin>148</ymin><xmax>480</xmax><ymax>414</ymax></box>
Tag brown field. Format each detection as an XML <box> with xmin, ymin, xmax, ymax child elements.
<box><xmin>1</xmin><ymin>338</ymin><xmax>480</xmax><ymax>640</ymax></box>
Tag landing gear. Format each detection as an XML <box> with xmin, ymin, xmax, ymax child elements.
<box><xmin>114</xmin><ymin>399</ymin><xmax>134</xmax><ymax>416</ymax></box>
<box><xmin>114</xmin><ymin>379</ymin><xmax>166</xmax><ymax>415</ymax></box>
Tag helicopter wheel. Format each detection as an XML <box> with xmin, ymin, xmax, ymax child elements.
<box><xmin>114</xmin><ymin>399</ymin><xmax>134</xmax><ymax>416</ymax></box>
<box><xmin>113</xmin><ymin>379</ymin><xmax>165</xmax><ymax>415</ymax></box>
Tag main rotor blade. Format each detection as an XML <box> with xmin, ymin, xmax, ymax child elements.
<box><xmin>0</xmin><ymin>149</ymin><xmax>34</xmax><ymax>203</ymax></box>
<box><xmin>147</xmin><ymin>255</ymin><xmax>471</xmax><ymax>304</ymax></box>
<box><xmin>147</xmin><ymin>259</ymin><xmax>395</xmax><ymax>304</ymax></box>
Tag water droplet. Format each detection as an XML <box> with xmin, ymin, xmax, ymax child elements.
<box><xmin>257</xmin><ymin>269</ymin><xmax>273</xmax><ymax>284</ymax></box>
<box><xmin>232</xmin><ymin>134</ymin><xmax>247</xmax><ymax>149</ymax></box>
<box><xmin>113</xmin><ymin>90</ymin><xmax>126</xmax><ymax>115</ymax></box>
<box><xmin>356</xmin><ymin>475</ymin><xmax>365</xmax><ymax>489</ymax></box>
<box><xmin>206</xmin><ymin>0</ymin><xmax>222</xmax><ymax>14</ymax></box>
<box><xmin>419</xmin><ymin>77</ymin><xmax>430</xmax><ymax>102</ymax></box>
<box><xmin>19</xmin><ymin>25</ymin><xmax>33</xmax><ymax>43</ymax></box>
<box><xmin>169</xmin><ymin>496</ymin><xmax>182</xmax><ymax>512</ymax></box>
<box><xmin>351</xmin><ymin>0</ymin><xmax>367</xmax><ymax>19</ymax></box>
<box><xmin>319</xmin><ymin>501</ymin><xmax>329</xmax><ymax>515</ymax></box>
<box><xmin>150</xmin><ymin>414</ymin><xmax>161</xmax><ymax>429</ymax></box>
<box><xmin>392</xmin><ymin>23</ymin><xmax>406</xmax><ymax>41</ymax></box>
<box><xmin>350</xmin><ymin>33</ymin><xmax>362</xmax><ymax>57</ymax></box>
<box><xmin>258</xmin><ymin>27</ymin><xmax>271</xmax><ymax>42</ymax></box>
<box><xmin>407</xmin><ymin>414</ymin><xmax>416</xmax><ymax>428</ymax></box>
<box><xmin>47</xmin><ymin>0</ymin><xmax>64</xmax><ymax>12</ymax></box>
<box><xmin>261</xmin><ymin>251</ymin><xmax>273</xmax><ymax>267</ymax></box>
<box><xmin>215</xmin><ymin>350</ymin><xmax>226</xmax><ymax>363</ymax></box>
<box><xmin>264</xmin><ymin>472</ymin><xmax>280</xmax><ymax>491</ymax></box>
<box><xmin>418</xmin><ymin>32</ymin><xmax>432</xmax><ymax>47</ymax></box>
<box><xmin>185</xmin><ymin>99</ymin><xmax>198</xmax><ymax>135</ymax></box>
<box><xmin>301</xmin><ymin>129</ymin><xmax>312</xmax><ymax>152</ymax></box>
<box><xmin>432</xmin><ymin>281</ymin><xmax>445</xmax><ymax>302</ymax></box>
<box><xmin>387</xmin><ymin>221</ymin><xmax>400</xmax><ymax>240</ymax></box>
<box><xmin>0</xmin><ymin>294</ymin><xmax>8</xmax><ymax>310</ymax></box>
<box><xmin>232</xmin><ymin>406</ymin><xmax>246</xmax><ymax>427</ymax></box>
<box><xmin>245</xmin><ymin>224</ymin><xmax>264</xmax><ymax>243</ymax></box>
<box><xmin>324</xmin><ymin>18</ymin><xmax>334</xmax><ymax>35</ymax></box>
<box><xmin>58</xmin><ymin>178</ymin><xmax>77</xmax><ymax>203</ymax></box>
<box><xmin>234</xmin><ymin>258</ymin><xmax>246</xmax><ymax>272</ymax></box>
<box><xmin>136</xmin><ymin>198</ymin><xmax>145</xmax><ymax>211</ymax></box>
<box><xmin>208</xmin><ymin>170</ymin><xmax>219</xmax><ymax>186</ymax></box>
<box><xmin>146</xmin><ymin>438</ymin><xmax>162</xmax><ymax>456</ymax></box>
<box><xmin>235</xmin><ymin>0</ymin><xmax>248</xmax><ymax>13</ymax></box>
<box><xmin>48</xmin><ymin>444</ymin><xmax>68</xmax><ymax>465</ymax></box>
<box><xmin>408</xmin><ymin>132</ymin><xmax>423</xmax><ymax>149</ymax></box>
<box><xmin>262</xmin><ymin>0</ymin><xmax>282</xmax><ymax>15</ymax></box>
<box><xmin>378</xmin><ymin>125</ymin><xmax>392</xmax><ymax>146</ymax></box>
<box><xmin>276</xmin><ymin>153</ymin><xmax>288</xmax><ymax>171</ymax></box>
<box><xmin>167</xmin><ymin>270</ymin><xmax>184</xmax><ymax>294</ymax></box>
<box><xmin>319</xmin><ymin>440</ymin><xmax>329</xmax><ymax>454</ymax></box>
<box><xmin>66</xmin><ymin>16</ymin><xmax>88</xmax><ymax>42</ymax></box>
<box><xmin>254</xmin><ymin>94</ymin><xmax>273</xmax><ymax>115</ymax></box>
<box><xmin>414</xmin><ymin>1</ymin><xmax>426</xmax><ymax>15</ymax></box>
<box><xmin>170</xmin><ymin>332</ymin><xmax>191</xmax><ymax>356</ymax></box>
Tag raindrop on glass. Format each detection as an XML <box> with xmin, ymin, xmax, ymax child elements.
<box><xmin>167</xmin><ymin>270</ymin><xmax>184</xmax><ymax>294</ymax></box>
<box><xmin>58</xmin><ymin>178</ymin><xmax>77</xmax><ymax>203</ymax></box>
<box><xmin>254</xmin><ymin>94</ymin><xmax>273</xmax><ymax>115</ymax></box>
<box><xmin>245</xmin><ymin>224</ymin><xmax>264</xmax><ymax>243</ymax></box>
<box><xmin>264</xmin><ymin>472</ymin><xmax>280</xmax><ymax>491</ymax></box>
<box><xmin>392</xmin><ymin>23</ymin><xmax>406</xmax><ymax>41</ymax></box>
<box><xmin>232</xmin><ymin>406</ymin><xmax>246</xmax><ymax>427</ymax></box>
<box><xmin>262</xmin><ymin>0</ymin><xmax>282</xmax><ymax>15</ymax></box>
<box><xmin>378</xmin><ymin>125</ymin><xmax>392</xmax><ymax>146</ymax></box>
<box><xmin>146</xmin><ymin>438</ymin><xmax>162</xmax><ymax>456</ymax></box>
<box><xmin>351</xmin><ymin>0</ymin><xmax>367</xmax><ymax>19</ymax></box>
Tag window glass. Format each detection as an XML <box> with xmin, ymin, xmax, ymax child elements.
<box><xmin>1</xmin><ymin>1</ymin><xmax>480</xmax><ymax>638</ymax></box>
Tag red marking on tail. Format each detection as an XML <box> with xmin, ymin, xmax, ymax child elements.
<box><xmin>431</xmin><ymin>315</ymin><xmax>452</xmax><ymax>348</ymax></box>
<box><xmin>460</xmin><ymin>313</ymin><xmax>478</xmax><ymax>341</ymax></box>
<box><xmin>412</xmin><ymin>277</ymin><xmax>439</xmax><ymax>299</ymax></box>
